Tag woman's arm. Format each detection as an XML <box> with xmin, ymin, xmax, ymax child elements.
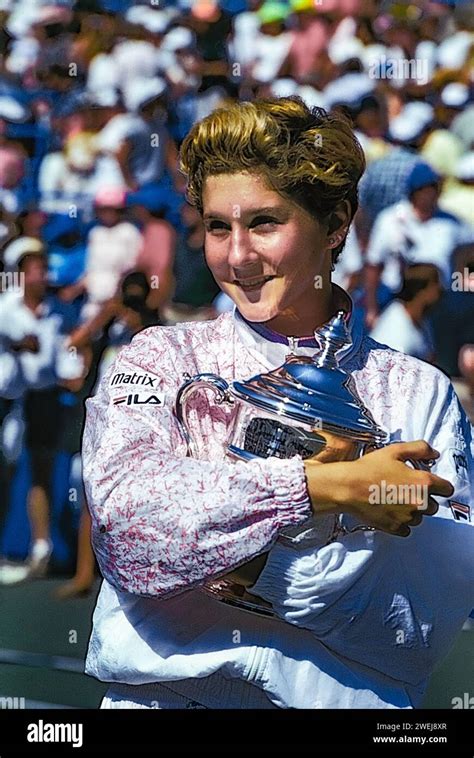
<box><xmin>82</xmin><ymin>329</ymin><xmax>315</xmax><ymax>600</ymax></box>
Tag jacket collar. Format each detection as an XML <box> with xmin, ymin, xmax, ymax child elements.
<box><xmin>233</xmin><ymin>284</ymin><xmax>364</xmax><ymax>368</ymax></box>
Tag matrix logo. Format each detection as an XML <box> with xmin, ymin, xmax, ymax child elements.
<box><xmin>110</xmin><ymin>372</ymin><xmax>157</xmax><ymax>387</ymax></box>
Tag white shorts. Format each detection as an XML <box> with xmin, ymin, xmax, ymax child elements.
<box><xmin>101</xmin><ymin>682</ymin><xmax>208</xmax><ymax>709</ymax></box>
<box><xmin>100</xmin><ymin>676</ymin><xmax>280</xmax><ymax>709</ymax></box>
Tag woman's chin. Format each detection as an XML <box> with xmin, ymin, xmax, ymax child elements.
<box><xmin>234</xmin><ymin>297</ymin><xmax>281</xmax><ymax>323</ymax></box>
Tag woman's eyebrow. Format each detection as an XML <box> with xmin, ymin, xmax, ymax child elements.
<box><xmin>203</xmin><ymin>206</ymin><xmax>288</xmax><ymax>221</ymax></box>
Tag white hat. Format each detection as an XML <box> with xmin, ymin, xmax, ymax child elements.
<box><xmin>388</xmin><ymin>102</ymin><xmax>434</xmax><ymax>143</ymax></box>
<box><xmin>161</xmin><ymin>27</ymin><xmax>195</xmax><ymax>52</ymax></box>
<box><xmin>269</xmin><ymin>78</ymin><xmax>298</xmax><ymax>98</ymax></box>
<box><xmin>125</xmin><ymin>7</ymin><xmax>168</xmax><ymax>34</ymax></box>
<box><xmin>0</xmin><ymin>96</ymin><xmax>28</xmax><ymax>123</ymax></box>
<box><xmin>454</xmin><ymin>151</ymin><xmax>474</xmax><ymax>181</ymax></box>
<box><xmin>404</xmin><ymin>101</ymin><xmax>434</xmax><ymax>122</ymax></box>
<box><xmin>441</xmin><ymin>83</ymin><xmax>470</xmax><ymax>109</ymax></box>
<box><xmin>124</xmin><ymin>77</ymin><xmax>167</xmax><ymax>112</ymax></box>
<box><xmin>328</xmin><ymin>37</ymin><xmax>364</xmax><ymax>66</ymax></box>
<box><xmin>141</xmin><ymin>10</ymin><xmax>169</xmax><ymax>34</ymax></box>
<box><xmin>297</xmin><ymin>85</ymin><xmax>326</xmax><ymax>110</ymax></box>
<box><xmin>87</xmin><ymin>89</ymin><xmax>120</xmax><ymax>108</ymax></box>
<box><xmin>3</xmin><ymin>237</ymin><xmax>44</xmax><ymax>271</ymax></box>
<box><xmin>323</xmin><ymin>73</ymin><xmax>375</xmax><ymax>110</ymax></box>
<box><xmin>437</xmin><ymin>31</ymin><xmax>473</xmax><ymax>70</ymax></box>
<box><xmin>361</xmin><ymin>43</ymin><xmax>388</xmax><ymax>71</ymax></box>
<box><xmin>6</xmin><ymin>3</ymin><xmax>71</xmax><ymax>36</ymax></box>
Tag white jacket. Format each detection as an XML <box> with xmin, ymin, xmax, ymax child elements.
<box><xmin>82</xmin><ymin>303</ymin><xmax>474</xmax><ymax>709</ymax></box>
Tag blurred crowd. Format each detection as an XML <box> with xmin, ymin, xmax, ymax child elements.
<box><xmin>0</xmin><ymin>0</ymin><xmax>473</xmax><ymax>593</ymax></box>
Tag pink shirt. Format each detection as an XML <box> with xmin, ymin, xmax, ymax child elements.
<box><xmin>287</xmin><ymin>19</ymin><xmax>330</xmax><ymax>79</ymax></box>
<box><xmin>136</xmin><ymin>219</ymin><xmax>176</xmax><ymax>282</ymax></box>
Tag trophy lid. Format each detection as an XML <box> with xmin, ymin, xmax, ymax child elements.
<box><xmin>231</xmin><ymin>311</ymin><xmax>388</xmax><ymax>444</ymax></box>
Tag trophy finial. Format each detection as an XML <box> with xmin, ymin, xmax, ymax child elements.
<box><xmin>313</xmin><ymin>310</ymin><xmax>352</xmax><ymax>368</ymax></box>
<box><xmin>286</xmin><ymin>336</ymin><xmax>299</xmax><ymax>357</ymax></box>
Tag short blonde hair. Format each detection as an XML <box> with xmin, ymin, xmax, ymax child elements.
<box><xmin>180</xmin><ymin>97</ymin><xmax>366</xmax><ymax>261</ymax></box>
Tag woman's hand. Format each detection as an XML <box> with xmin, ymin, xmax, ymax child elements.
<box><xmin>304</xmin><ymin>440</ymin><xmax>454</xmax><ymax>537</ymax></box>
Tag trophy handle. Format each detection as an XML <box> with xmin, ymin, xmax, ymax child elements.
<box><xmin>173</xmin><ymin>372</ymin><xmax>234</xmax><ymax>457</ymax></box>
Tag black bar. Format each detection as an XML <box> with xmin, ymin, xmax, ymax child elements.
<box><xmin>0</xmin><ymin>708</ymin><xmax>472</xmax><ymax>756</ymax></box>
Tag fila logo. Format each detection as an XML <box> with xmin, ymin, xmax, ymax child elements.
<box><xmin>449</xmin><ymin>500</ymin><xmax>470</xmax><ymax>522</ymax></box>
<box><xmin>110</xmin><ymin>372</ymin><xmax>157</xmax><ymax>388</ymax></box>
<box><xmin>452</xmin><ymin>452</ymin><xmax>468</xmax><ymax>473</ymax></box>
<box><xmin>113</xmin><ymin>393</ymin><xmax>164</xmax><ymax>406</ymax></box>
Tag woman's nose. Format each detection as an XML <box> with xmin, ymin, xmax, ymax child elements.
<box><xmin>227</xmin><ymin>227</ymin><xmax>259</xmax><ymax>269</ymax></box>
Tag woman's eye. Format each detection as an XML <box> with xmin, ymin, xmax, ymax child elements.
<box><xmin>206</xmin><ymin>221</ymin><xmax>229</xmax><ymax>234</ymax></box>
<box><xmin>250</xmin><ymin>216</ymin><xmax>279</xmax><ymax>229</ymax></box>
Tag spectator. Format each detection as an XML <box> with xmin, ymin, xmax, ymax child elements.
<box><xmin>279</xmin><ymin>0</ymin><xmax>332</xmax><ymax>83</ymax></box>
<box><xmin>440</xmin><ymin>151</ymin><xmax>474</xmax><ymax>226</ymax></box>
<box><xmin>430</xmin><ymin>249</ymin><xmax>474</xmax><ymax>380</ymax></box>
<box><xmin>90</xmin><ymin>90</ymin><xmax>136</xmax><ymax>163</ymax></box>
<box><xmin>249</xmin><ymin>3</ymin><xmax>292</xmax><ymax>85</ymax></box>
<box><xmin>62</xmin><ymin>186</ymin><xmax>142</xmax><ymax>323</ymax></box>
<box><xmin>169</xmin><ymin>202</ymin><xmax>220</xmax><ymax>317</ymax></box>
<box><xmin>364</xmin><ymin>162</ymin><xmax>474</xmax><ymax>327</ymax></box>
<box><xmin>230</xmin><ymin>0</ymin><xmax>264</xmax><ymax>79</ymax></box>
<box><xmin>0</xmin><ymin>242</ymin><xmax>85</xmax><ymax>585</ymax></box>
<box><xmin>38</xmin><ymin>127</ymin><xmax>124</xmax><ymax>217</ymax></box>
<box><xmin>113</xmin><ymin>8</ymin><xmax>169</xmax><ymax>107</ymax></box>
<box><xmin>357</xmin><ymin>101</ymin><xmax>434</xmax><ymax>245</ymax></box>
<box><xmin>127</xmin><ymin>188</ymin><xmax>177</xmax><ymax>310</ymax></box>
<box><xmin>117</xmin><ymin>78</ymin><xmax>180</xmax><ymax>192</ymax></box>
<box><xmin>189</xmin><ymin>0</ymin><xmax>232</xmax><ymax>81</ymax></box>
<box><xmin>2</xmin><ymin>206</ymin><xmax>46</xmax><ymax>267</ymax></box>
<box><xmin>420</xmin><ymin>82</ymin><xmax>468</xmax><ymax>178</ymax></box>
<box><xmin>370</xmin><ymin>264</ymin><xmax>442</xmax><ymax>362</ymax></box>
<box><xmin>0</xmin><ymin>140</ymin><xmax>26</xmax><ymax>214</ymax></box>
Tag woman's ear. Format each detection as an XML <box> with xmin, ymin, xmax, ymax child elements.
<box><xmin>326</xmin><ymin>200</ymin><xmax>351</xmax><ymax>249</ymax></box>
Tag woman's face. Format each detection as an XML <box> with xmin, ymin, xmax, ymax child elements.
<box><xmin>202</xmin><ymin>172</ymin><xmax>334</xmax><ymax>335</ymax></box>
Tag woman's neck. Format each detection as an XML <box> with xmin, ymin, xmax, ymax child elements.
<box><xmin>263</xmin><ymin>285</ymin><xmax>348</xmax><ymax>337</ymax></box>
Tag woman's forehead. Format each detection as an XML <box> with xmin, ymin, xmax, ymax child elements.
<box><xmin>202</xmin><ymin>172</ymin><xmax>286</xmax><ymax>213</ymax></box>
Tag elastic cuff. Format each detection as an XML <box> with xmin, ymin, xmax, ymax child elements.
<box><xmin>263</xmin><ymin>455</ymin><xmax>313</xmax><ymax>528</ymax></box>
<box><xmin>248</xmin><ymin>541</ymin><xmax>298</xmax><ymax>607</ymax></box>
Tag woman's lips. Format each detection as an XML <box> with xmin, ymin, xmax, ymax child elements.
<box><xmin>236</xmin><ymin>276</ymin><xmax>275</xmax><ymax>292</ymax></box>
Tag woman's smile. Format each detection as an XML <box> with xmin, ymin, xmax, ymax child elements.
<box><xmin>235</xmin><ymin>275</ymin><xmax>276</xmax><ymax>292</ymax></box>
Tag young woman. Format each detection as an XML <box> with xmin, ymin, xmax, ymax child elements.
<box><xmin>82</xmin><ymin>98</ymin><xmax>473</xmax><ymax>709</ymax></box>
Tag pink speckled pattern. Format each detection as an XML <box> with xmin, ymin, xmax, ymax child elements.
<box><xmin>82</xmin><ymin>313</ymin><xmax>314</xmax><ymax>598</ymax></box>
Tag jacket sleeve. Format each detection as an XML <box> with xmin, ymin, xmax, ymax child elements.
<box><xmin>249</xmin><ymin>370</ymin><xmax>474</xmax><ymax>682</ymax></box>
<box><xmin>82</xmin><ymin>328</ymin><xmax>313</xmax><ymax>599</ymax></box>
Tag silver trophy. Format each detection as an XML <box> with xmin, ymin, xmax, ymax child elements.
<box><xmin>174</xmin><ymin>311</ymin><xmax>431</xmax><ymax>617</ymax></box>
